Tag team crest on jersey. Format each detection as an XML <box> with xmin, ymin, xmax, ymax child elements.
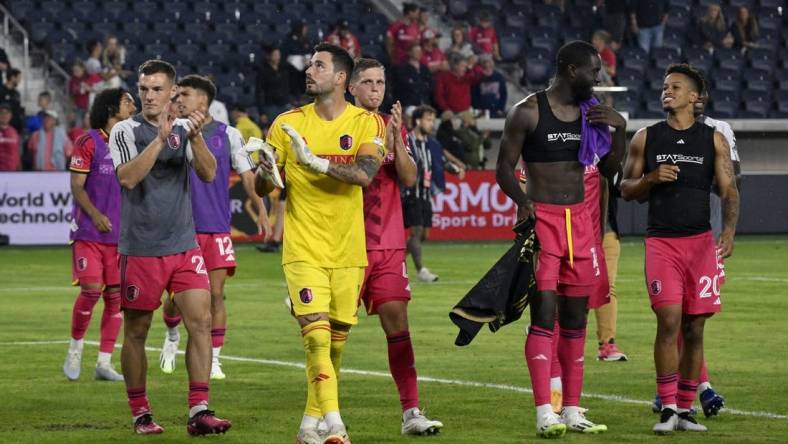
<box><xmin>339</xmin><ymin>134</ymin><xmax>353</xmax><ymax>150</ymax></box>
<box><xmin>209</xmin><ymin>134</ymin><xmax>224</xmax><ymax>150</ymax></box>
<box><xmin>126</xmin><ymin>285</ymin><xmax>139</xmax><ymax>302</ymax></box>
<box><xmin>299</xmin><ymin>288</ymin><xmax>313</xmax><ymax>304</ymax></box>
<box><xmin>650</xmin><ymin>280</ymin><xmax>662</xmax><ymax>295</ymax></box>
<box><xmin>77</xmin><ymin>257</ymin><xmax>87</xmax><ymax>271</ymax></box>
<box><xmin>167</xmin><ymin>133</ymin><xmax>181</xmax><ymax>150</ymax></box>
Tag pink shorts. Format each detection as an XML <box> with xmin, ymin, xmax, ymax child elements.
<box><xmin>587</xmin><ymin>242</ymin><xmax>610</xmax><ymax>309</ymax></box>
<box><xmin>360</xmin><ymin>249</ymin><xmax>411</xmax><ymax>315</ymax></box>
<box><xmin>645</xmin><ymin>231</ymin><xmax>722</xmax><ymax>315</ymax></box>
<box><xmin>72</xmin><ymin>240</ymin><xmax>120</xmax><ymax>286</ymax></box>
<box><xmin>534</xmin><ymin>202</ymin><xmax>594</xmax><ymax>297</ymax></box>
<box><xmin>196</xmin><ymin>233</ymin><xmax>236</xmax><ymax>276</ymax></box>
<box><xmin>119</xmin><ymin>247</ymin><xmax>210</xmax><ymax>311</ymax></box>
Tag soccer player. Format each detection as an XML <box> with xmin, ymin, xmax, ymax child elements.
<box><xmin>63</xmin><ymin>87</ymin><xmax>136</xmax><ymax>382</ymax></box>
<box><xmin>253</xmin><ymin>43</ymin><xmax>385</xmax><ymax>444</ymax></box>
<box><xmin>496</xmin><ymin>41</ymin><xmax>626</xmax><ymax>438</ymax></box>
<box><xmin>108</xmin><ymin>60</ymin><xmax>231</xmax><ymax>435</ymax></box>
<box><xmin>158</xmin><ymin>75</ymin><xmax>270</xmax><ymax>380</ymax></box>
<box><xmin>348</xmin><ymin>57</ymin><xmax>444</xmax><ymax>435</ymax></box>
<box><xmin>621</xmin><ymin>64</ymin><xmax>739</xmax><ymax>434</ymax></box>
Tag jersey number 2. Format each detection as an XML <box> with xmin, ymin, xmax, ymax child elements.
<box><xmin>192</xmin><ymin>255</ymin><xmax>207</xmax><ymax>275</ymax></box>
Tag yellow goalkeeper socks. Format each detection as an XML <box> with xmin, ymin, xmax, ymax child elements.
<box><xmin>302</xmin><ymin>320</ymin><xmax>338</xmax><ymax>416</ymax></box>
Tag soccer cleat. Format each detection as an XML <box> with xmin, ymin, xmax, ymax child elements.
<box><xmin>210</xmin><ymin>361</ymin><xmax>226</xmax><ymax>380</ymax></box>
<box><xmin>95</xmin><ymin>363</ymin><xmax>124</xmax><ymax>381</ymax></box>
<box><xmin>401</xmin><ymin>407</ymin><xmax>443</xmax><ymax>435</ymax></box>
<box><xmin>159</xmin><ymin>334</ymin><xmax>179</xmax><ymax>374</ymax></box>
<box><xmin>134</xmin><ymin>413</ymin><xmax>164</xmax><ymax>434</ymax></box>
<box><xmin>63</xmin><ymin>348</ymin><xmax>82</xmax><ymax>381</ymax></box>
<box><xmin>652</xmin><ymin>408</ymin><xmax>678</xmax><ymax>435</ymax></box>
<box><xmin>187</xmin><ymin>409</ymin><xmax>232</xmax><ymax>436</ymax></box>
<box><xmin>417</xmin><ymin>267</ymin><xmax>439</xmax><ymax>282</ymax></box>
<box><xmin>677</xmin><ymin>411</ymin><xmax>708</xmax><ymax>432</ymax></box>
<box><xmin>597</xmin><ymin>341</ymin><xmax>628</xmax><ymax>361</ymax></box>
<box><xmin>296</xmin><ymin>428</ymin><xmax>323</xmax><ymax>444</ymax></box>
<box><xmin>536</xmin><ymin>411</ymin><xmax>567</xmax><ymax>439</ymax></box>
<box><xmin>550</xmin><ymin>389</ymin><xmax>563</xmax><ymax>414</ymax></box>
<box><xmin>699</xmin><ymin>388</ymin><xmax>725</xmax><ymax>418</ymax></box>
<box><xmin>256</xmin><ymin>242</ymin><xmax>280</xmax><ymax>253</ymax></box>
<box><xmin>322</xmin><ymin>424</ymin><xmax>351</xmax><ymax>444</ymax></box>
<box><xmin>652</xmin><ymin>395</ymin><xmax>697</xmax><ymax>416</ymax></box>
<box><xmin>560</xmin><ymin>408</ymin><xmax>607</xmax><ymax>434</ymax></box>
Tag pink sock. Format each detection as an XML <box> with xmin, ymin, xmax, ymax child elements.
<box><xmin>387</xmin><ymin>331</ymin><xmax>419</xmax><ymax>411</ymax></box>
<box><xmin>188</xmin><ymin>381</ymin><xmax>210</xmax><ymax>409</ymax></box>
<box><xmin>99</xmin><ymin>289</ymin><xmax>122</xmax><ymax>354</ymax></box>
<box><xmin>558</xmin><ymin>326</ymin><xmax>586</xmax><ymax>407</ymax></box>
<box><xmin>211</xmin><ymin>328</ymin><xmax>226</xmax><ymax>348</ymax></box>
<box><xmin>550</xmin><ymin>321</ymin><xmax>561</xmax><ymax>379</ymax></box>
<box><xmin>127</xmin><ymin>387</ymin><xmax>150</xmax><ymax>417</ymax></box>
<box><xmin>71</xmin><ymin>289</ymin><xmax>101</xmax><ymax>339</ymax></box>
<box><xmin>525</xmin><ymin>326</ymin><xmax>553</xmax><ymax>406</ymax></box>
<box><xmin>656</xmin><ymin>373</ymin><xmax>679</xmax><ymax>407</ymax></box>
<box><xmin>678</xmin><ymin>379</ymin><xmax>698</xmax><ymax>411</ymax></box>
<box><xmin>163</xmin><ymin>312</ymin><xmax>182</xmax><ymax>329</ymax></box>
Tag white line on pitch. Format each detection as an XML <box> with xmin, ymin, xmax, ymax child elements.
<box><xmin>2</xmin><ymin>339</ymin><xmax>786</xmax><ymax>420</ymax></box>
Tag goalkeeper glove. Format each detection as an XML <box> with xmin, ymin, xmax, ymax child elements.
<box><xmin>281</xmin><ymin>123</ymin><xmax>329</xmax><ymax>173</ymax></box>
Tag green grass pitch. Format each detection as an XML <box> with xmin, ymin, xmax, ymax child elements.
<box><xmin>1</xmin><ymin>237</ymin><xmax>787</xmax><ymax>443</ymax></box>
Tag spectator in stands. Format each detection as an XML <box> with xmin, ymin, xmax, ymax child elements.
<box><xmin>230</xmin><ymin>104</ymin><xmax>263</xmax><ymax>143</ymax></box>
<box><xmin>437</xmin><ymin>110</ymin><xmax>464</xmax><ymax>163</ymax></box>
<box><xmin>69</xmin><ymin>61</ymin><xmax>102</xmax><ymax>126</ymax></box>
<box><xmin>84</xmin><ymin>40</ymin><xmax>103</xmax><ymax>76</ymax></box>
<box><xmin>469</xmin><ymin>12</ymin><xmax>501</xmax><ymax>61</ymax></box>
<box><xmin>325</xmin><ymin>20</ymin><xmax>362</xmax><ymax>59</ymax></box>
<box><xmin>386</xmin><ymin>2</ymin><xmax>421</xmax><ymax>65</ymax></box>
<box><xmin>455</xmin><ymin>111</ymin><xmax>490</xmax><ymax>169</ymax></box>
<box><xmin>472</xmin><ymin>54</ymin><xmax>507</xmax><ymax>117</ymax></box>
<box><xmin>598</xmin><ymin>0</ymin><xmax>628</xmax><ymax>51</ymax></box>
<box><xmin>592</xmin><ymin>30</ymin><xmax>617</xmax><ymax>80</ymax></box>
<box><xmin>731</xmin><ymin>6</ymin><xmax>759</xmax><ymax>51</ymax></box>
<box><xmin>0</xmin><ymin>68</ymin><xmax>24</xmax><ymax>134</ymax></box>
<box><xmin>102</xmin><ymin>35</ymin><xmax>130</xmax><ymax>87</ymax></box>
<box><xmin>27</xmin><ymin>110</ymin><xmax>73</xmax><ymax>171</ymax></box>
<box><xmin>0</xmin><ymin>48</ymin><xmax>9</xmax><ymax>75</ymax></box>
<box><xmin>697</xmin><ymin>3</ymin><xmax>734</xmax><ymax>51</ymax></box>
<box><xmin>434</xmin><ymin>53</ymin><xmax>482</xmax><ymax>114</ymax></box>
<box><xmin>67</xmin><ymin>111</ymin><xmax>89</xmax><ymax>142</ymax></box>
<box><xmin>25</xmin><ymin>91</ymin><xmax>52</xmax><ymax>134</ymax></box>
<box><xmin>420</xmin><ymin>29</ymin><xmax>448</xmax><ymax>73</ymax></box>
<box><xmin>0</xmin><ymin>103</ymin><xmax>21</xmax><ymax>171</ymax></box>
<box><xmin>393</xmin><ymin>44</ymin><xmax>433</xmax><ymax>110</ymax></box>
<box><xmin>630</xmin><ymin>0</ymin><xmax>668</xmax><ymax>54</ymax></box>
<box><xmin>447</xmin><ymin>26</ymin><xmax>477</xmax><ymax>65</ymax></box>
<box><xmin>282</xmin><ymin>22</ymin><xmax>312</xmax><ymax>98</ymax></box>
<box><xmin>256</xmin><ymin>46</ymin><xmax>293</xmax><ymax>123</ymax></box>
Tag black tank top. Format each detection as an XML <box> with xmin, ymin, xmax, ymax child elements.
<box><xmin>522</xmin><ymin>91</ymin><xmax>581</xmax><ymax>163</ymax></box>
<box><xmin>644</xmin><ymin>121</ymin><xmax>716</xmax><ymax>237</ymax></box>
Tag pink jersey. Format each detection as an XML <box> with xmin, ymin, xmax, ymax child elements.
<box><xmin>363</xmin><ymin>113</ymin><xmax>410</xmax><ymax>250</ymax></box>
<box><xmin>583</xmin><ymin>165</ymin><xmax>602</xmax><ymax>243</ymax></box>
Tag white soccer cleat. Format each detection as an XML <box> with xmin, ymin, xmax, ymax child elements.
<box><xmin>401</xmin><ymin>407</ymin><xmax>443</xmax><ymax>435</ymax></box>
<box><xmin>322</xmin><ymin>424</ymin><xmax>351</xmax><ymax>444</ymax></box>
<box><xmin>536</xmin><ymin>411</ymin><xmax>567</xmax><ymax>439</ymax></box>
<box><xmin>417</xmin><ymin>267</ymin><xmax>439</xmax><ymax>282</ymax></box>
<box><xmin>210</xmin><ymin>361</ymin><xmax>226</xmax><ymax>380</ymax></box>
<box><xmin>95</xmin><ymin>363</ymin><xmax>124</xmax><ymax>381</ymax></box>
<box><xmin>677</xmin><ymin>411</ymin><xmax>708</xmax><ymax>432</ymax></box>
<box><xmin>63</xmin><ymin>348</ymin><xmax>82</xmax><ymax>381</ymax></box>
<box><xmin>159</xmin><ymin>334</ymin><xmax>179</xmax><ymax>374</ymax></box>
<box><xmin>653</xmin><ymin>408</ymin><xmax>679</xmax><ymax>435</ymax></box>
<box><xmin>295</xmin><ymin>428</ymin><xmax>323</xmax><ymax>444</ymax></box>
<box><xmin>560</xmin><ymin>407</ymin><xmax>607</xmax><ymax>434</ymax></box>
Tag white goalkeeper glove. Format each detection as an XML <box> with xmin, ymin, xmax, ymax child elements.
<box><xmin>281</xmin><ymin>123</ymin><xmax>329</xmax><ymax>174</ymax></box>
<box><xmin>244</xmin><ymin>137</ymin><xmax>284</xmax><ymax>189</ymax></box>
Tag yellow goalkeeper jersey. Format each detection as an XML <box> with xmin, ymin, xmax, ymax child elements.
<box><xmin>267</xmin><ymin>102</ymin><xmax>385</xmax><ymax>267</ymax></box>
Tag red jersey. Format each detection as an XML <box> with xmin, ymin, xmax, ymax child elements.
<box><xmin>420</xmin><ymin>46</ymin><xmax>447</xmax><ymax>71</ymax></box>
<box><xmin>363</xmin><ymin>113</ymin><xmax>410</xmax><ymax>250</ymax></box>
<box><xmin>469</xmin><ymin>26</ymin><xmax>498</xmax><ymax>54</ymax></box>
<box><xmin>325</xmin><ymin>32</ymin><xmax>362</xmax><ymax>59</ymax></box>
<box><xmin>0</xmin><ymin>125</ymin><xmax>20</xmax><ymax>171</ymax></box>
<box><xmin>599</xmin><ymin>47</ymin><xmax>616</xmax><ymax>71</ymax></box>
<box><xmin>387</xmin><ymin>20</ymin><xmax>421</xmax><ymax>65</ymax></box>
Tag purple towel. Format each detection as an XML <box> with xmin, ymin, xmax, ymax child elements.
<box><xmin>578</xmin><ymin>96</ymin><xmax>612</xmax><ymax>166</ymax></box>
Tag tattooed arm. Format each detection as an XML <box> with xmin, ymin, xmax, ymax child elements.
<box><xmin>713</xmin><ymin>130</ymin><xmax>739</xmax><ymax>258</ymax></box>
<box><xmin>325</xmin><ymin>147</ymin><xmax>383</xmax><ymax>186</ymax></box>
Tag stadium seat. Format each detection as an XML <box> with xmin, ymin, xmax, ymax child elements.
<box><xmin>715</xmin><ymin>49</ymin><xmax>745</xmax><ymax>71</ymax></box>
<box><xmin>448</xmin><ymin>0</ymin><xmax>468</xmax><ymax>18</ymax></box>
<box><xmin>712</xmin><ymin>68</ymin><xmax>742</xmax><ymax>92</ymax></box>
<box><xmin>748</xmin><ymin>48</ymin><xmax>775</xmax><ymax>72</ymax></box>
<box><xmin>710</xmin><ymin>100</ymin><xmax>738</xmax><ymax>118</ymax></box>
<box><xmin>744</xmin><ymin>68</ymin><xmax>774</xmax><ymax>91</ymax></box>
<box><xmin>523</xmin><ymin>53</ymin><xmax>552</xmax><ymax>87</ymax></box>
<box><xmin>505</xmin><ymin>14</ymin><xmax>529</xmax><ymax>31</ymax></box>
<box><xmin>499</xmin><ymin>36</ymin><xmax>523</xmax><ymax>62</ymax></box>
<box><xmin>621</xmin><ymin>57</ymin><xmax>648</xmax><ymax>74</ymax></box>
<box><xmin>480</xmin><ymin>0</ymin><xmax>504</xmax><ymax>11</ymax></box>
<box><xmin>145</xmin><ymin>42</ymin><xmax>171</xmax><ymax>58</ymax></box>
<box><xmin>123</xmin><ymin>21</ymin><xmax>149</xmax><ymax>37</ymax></box>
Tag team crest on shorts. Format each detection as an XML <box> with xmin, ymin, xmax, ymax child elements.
<box><xmin>77</xmin><ymin>257</ymin><xmax>87</xmax><ymax>271</ymax></box>
<box><xmin>650</xmin><ymin>280</ymin><xmax>662</xmax><ymax>295</ymax></box>
<box><xmin>167</xmin><ymin>133</ymin><xmax>181</xmax><ymax>150</ymax></box>
<box><xmin>339</xmin><ymin>134</ymin><xmax>353</xmax><ymax>150</ymax></box>
<box><xmin>299</xmin><ymin>288</ymin><xmax>313</xmax><ymax>304</ymax></box>
<box><xmin>126</xmin><ymin>285</ymin><xmax>139</xmax><ymax>302</ymax></box>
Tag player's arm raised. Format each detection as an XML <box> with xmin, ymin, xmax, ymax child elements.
<box><xmin>184</xmin><ymin>110</ymin><xmax>217</xmax><ymax>182</ymax></box>
<box><xmin>587</xmin><ymin>104</ymin><xmax>627</xmax><ymax>179</ymax></box>
<box><xmin>713</xmin><ymin>130</ymin><xmax>739</xmax><ymax>258</ymax></box>
<box><xmin>111</xmin><ymin>118</ymin><xmax>164</xmax><ymax>190</ymax></box>
<box><xmin>389</xmin><ymin>101</ymin><xmax>417</xmax><ymax>187</ymax></box>
<box><xmin>620</xmin><ymin>127</ymin><xmax>678</xmax><ymax>202</ymax></box>
<box><xmin>495</xmin><ymin>101</ymin><xmax>533</xmax><ymax>221</ymax></box>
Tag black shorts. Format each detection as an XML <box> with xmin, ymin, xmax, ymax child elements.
<box><xmin>402</xmin><ymin>196</ymin><xmax>433</xmax><ymax>228</ymax></box>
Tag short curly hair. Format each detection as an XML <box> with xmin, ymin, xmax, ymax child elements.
<box><xmin>664</xmin><ymin>63</ymin><xmax>706</xmax><ymax>95</ymax></box>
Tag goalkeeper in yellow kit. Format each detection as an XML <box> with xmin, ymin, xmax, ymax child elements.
<box><xmin>253</xmin><ymin>43</ymin><xmax>385</xmax><ymax>444</ymax></box>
